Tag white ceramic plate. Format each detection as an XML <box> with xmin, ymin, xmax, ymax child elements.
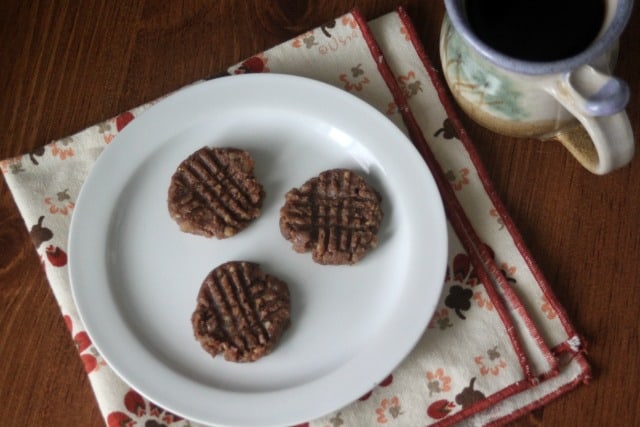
<box><xmin>69</xmin><ymin>74</ymin><xmax>447</xmax><ymax>427</ymax></box>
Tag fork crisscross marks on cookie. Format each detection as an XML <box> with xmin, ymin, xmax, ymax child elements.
<box><xmin>168</xmin><ymin>147</ymin><xmax>265</xmax><ymax>238</ymax></box>
<box><xmin>280</xmin><ymin>169</ymin><xmax>383</xmax><ymax>265</ymax></box>
<box><xmin>191</xmin><ymin>261</ymin><xmax>291</xmax><ymax>362</ymax></box>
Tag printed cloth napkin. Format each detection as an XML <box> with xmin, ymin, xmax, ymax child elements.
<box><xmin>1</xmin><ymin>8</ymin><xmax>590</xmax><ymax>427</ymax></box>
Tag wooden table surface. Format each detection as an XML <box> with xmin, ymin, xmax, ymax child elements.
<box><xmin>1</xmin><ymin>1</ymin><xmax>638</xmax><ymax>426</ymax></box>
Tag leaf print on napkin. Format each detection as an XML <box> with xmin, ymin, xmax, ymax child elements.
<box><xmin>291</xmin><ymin>31</ymin><xmax>318</xmax><ymax>49</ymax></box>
<box><xmin>397</xmin><ymin>71</ymin><xmax>423</xmax><ymax>98</ymax></box>
<box><xmin>455</xmin><ymin>377</ymin><xmax>486</xmax><ymax>409</ymax></box>
<box><xmin>445</xmin><ymin>285</ymin><xmax>473</xmax><ymax>319</ymax></box>
<box><xmin>107</xmin><ymin>389</ymin><xmax>183</xmax><ymax>427</ymax></box>
<box><xmin>438</xmin><ymin>252</ymin><xmax>482</xmax><ymax>321</ymax></box>
<box><xmin>433</xmin><ymin>118</ymin><xmax>458</xmax><ymax>139</ymax></box>
<box><xmin>0</xmin><ymin>158</ymin><xmax>25</xmax><ymax>174</ymax></box>
<box><xmin>320</xmin><ymin>19</ymin><xmax>337</xmax><ymax>37</ymax></box>
<box><xmin>475</xmin><ymin>346</ymin><xmax>508</xmax><ymax>376</ymax></box>
<box><xmin>44</xmin><ymin>189</ymin><xmax>74</xmax><ymax>215</ymax></box>
<box><xmin>51</xmin><ymin>138</ymin><xmax>74</xmax><ymax>160</ymax></box>
<box><xmin>29</xmin><ymin>216</ymin><xmax>53</xmax><ymax>248</ymax></box>
<box><xmin>446</xmin><ymin>167</ymin><xmax>470</xmax><ymax>191</ymax></box>
<box><xmin>426</xmin><ymin>368</ymin><xmax>452</xmax><ymax>396</ymax></box>
<box><xmin>28</xmin><ymin>146</ymin><xmax>46</xmax><ymax>165</ymax></box>
<box><xmin>375</xmin><ymin>396</ymin><xmax>403</xmax><ymax>423</ymax></box>
<box><xmin>98</xmin><ymin>121</ymin><xmax>115</xmax><ymax>144</ymax></box>
<box><xmin>339</xmin><ymin>64</ymin><xmax>370</xmax><ymax>91</ymax></box>
<box><xmin>428</xmin><ymin>308</ymin><xmax>453</xmax><ymax>330</ymax></box>
<box><xmin>385</xmin><ymin>101</ymin><xmax>398</xmax><ymax>115</ymax></box>
<box><xmin>98</xmin><ymin>121</ymin><xmax>112</xmax><ymax>133</ymax></box>
<box><xmin>329</xmin><ymin>412</ymin><xmax>344</xmax><ymax>427</ymax></box>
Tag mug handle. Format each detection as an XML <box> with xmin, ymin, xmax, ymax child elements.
<box><xmin>547</xmin><ymin>64</ymin><xmax>634</xmax><ymax>174</ymax></box>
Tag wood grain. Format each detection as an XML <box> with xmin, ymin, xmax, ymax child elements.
<box><xmin>1</xmin><ymin>1</ymin><xmax>638</xmax><ymax>426</ymax></box>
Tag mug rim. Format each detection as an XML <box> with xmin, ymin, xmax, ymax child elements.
<box><xmin>444</xmin><ymin>0</ymin><xmax>635</xmax><ymax>75</ymax></box>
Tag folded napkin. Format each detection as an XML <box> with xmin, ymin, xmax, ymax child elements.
<box><xmin>1</xmin><ymin>8</ymin><xmax>590</xmax><ymax>427</ymax></box>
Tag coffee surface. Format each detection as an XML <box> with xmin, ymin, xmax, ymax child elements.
<box><xmin>465</xmin><ymin>0</ymin><xmax>604</xmax><ymax>62</ymax></box>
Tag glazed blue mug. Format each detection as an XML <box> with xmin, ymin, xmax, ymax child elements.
<box><xmin>440</xmin><ymin>0</ymin><xmax>634</xmax><ymax>174</ymax></box>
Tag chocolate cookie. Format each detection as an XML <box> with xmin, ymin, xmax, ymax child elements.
<box><xmin>168</xmin><ymin>147</ymin><xmax>265</xmax><ymax>238</ymax></box>
<box><xmin>279</xmin><ymin>168</ymin><xmax>383</xmax><ymax>265</ymax></box>
<box><xmin>191</xmin><ymin>261</ymin><xmax>291</xmax><ymax>362</ymax></box>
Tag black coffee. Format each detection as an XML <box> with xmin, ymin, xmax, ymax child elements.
<box><xmin>465</xmin><ymin>0</ymin><xmax>605</xmax><ymax>61</ymax></box>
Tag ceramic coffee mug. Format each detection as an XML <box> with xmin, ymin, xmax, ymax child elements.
<box><xmin>440</xmin><ymin>0</ymin><xmax>634</xmax><ymax>174</ymax></box>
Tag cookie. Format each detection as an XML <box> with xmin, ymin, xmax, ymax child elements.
<box><xmin>168</xmin><ymin>147</ymin><xmax>265</xmax><ymax>238</ymax></box>
<box><xmin>279</xmin><ymin>168</ymin><xmax>383</xmax><ymax>265</ymax></box>
<box><xmin>191</xmin><ymin>261</ymin><xmax>291</xmax><ymax>362</ymax></box>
